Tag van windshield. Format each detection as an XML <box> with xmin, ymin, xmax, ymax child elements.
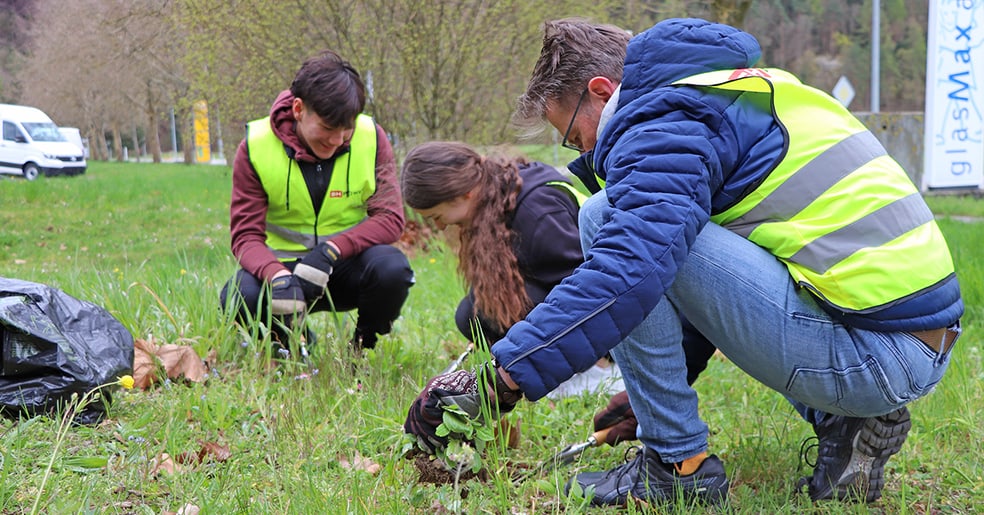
<box><xmin>23</xmin><ymin>122</ymin><xmax>67</xmax><ymax>142</ymax></box>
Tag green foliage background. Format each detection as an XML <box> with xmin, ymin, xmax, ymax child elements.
<box><xmin>3</xmin><ymin>0</ymin><xmax>936</xmax><ymax>165</ymax></box>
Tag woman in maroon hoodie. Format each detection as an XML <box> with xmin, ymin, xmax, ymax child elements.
<box><xmin>220</xmin><ymin>50</ymin><xmax>414</xmax><ymax>356</ymax></box>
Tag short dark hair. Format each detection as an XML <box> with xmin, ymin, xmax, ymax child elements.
<box><xmin>290</xmin><ymin>50</ymin><xmax>366</xmax><ymax>128</ymax></box>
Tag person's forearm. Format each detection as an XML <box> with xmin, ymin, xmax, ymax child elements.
<box><xmin>497</xmin><ymin>367</ymin><xmax>520</xmax><ymax>391</ymax></box>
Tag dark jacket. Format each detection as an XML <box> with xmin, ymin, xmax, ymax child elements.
<box><xmin>510</xmin><ymin>162</ymin><xmax>583</xmax><ymax>291</ymax></box>
<box><xmin>459</xmin><ymin>162</ymin><xmax>583</xmax><ymax>342</ymax></box>
<box><xmin>493</xmin><ymin>18</ymin><xmax>962</xmax><ymax>401</ymax></box>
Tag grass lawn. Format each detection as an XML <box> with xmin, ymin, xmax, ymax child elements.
<box><xmin>0</xmin><ymin>161</ymin><xmax>981</xmax><ymax>513</ymax></box>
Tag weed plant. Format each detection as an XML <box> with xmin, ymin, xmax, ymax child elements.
<box><xmin>0</xmin><ymin>162</ymin><xmax>981</xmax><ymax>513</ymax></box>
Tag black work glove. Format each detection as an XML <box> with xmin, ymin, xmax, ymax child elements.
<box><xmin>269</xmin><ymin>275</ymin><xmax>306</xmax><ymax>315</ymax></box>
<box><xmin>404</xmin><ymin>365</ymin><xmax>523</xmax><ymax>454</ymax></box>
<box><xmin>593</xmin><ymin>390</ymin><xmax>638</xmax><ymax>446</ymax></box>
<box><xmin>293</xmin><ymin>243</ymin><xmax>340</xmax><ymax>301</ymax></box>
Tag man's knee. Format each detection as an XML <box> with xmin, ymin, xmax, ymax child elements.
<box><xmin>363</xmin><ymin>245</ymin><xmax>415</xmax><ymax>289</ymax></box>
<box><xmin>220</xmin><ymin>270</ymin><xmax>262</xmax><ymax>320</ymax></box>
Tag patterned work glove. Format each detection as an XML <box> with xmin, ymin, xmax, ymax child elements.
<box><xmin>404</xmin><ymin>365</ymin><xmax>522</xmax><ymax>454</ymax></box>
<box><xmin>593</xmin><ymin>390</ymin><xmax>638</xmax><ymax>446</ymax></box>
<box><xmin>269</xmin><ymin>275</ymin><xmax>306</xmax><ymax>316</ymax></box>
<box><xmin>293</xmin><ymin>243</ymin><xmax>340</xmax><ymax>301</ymax></box>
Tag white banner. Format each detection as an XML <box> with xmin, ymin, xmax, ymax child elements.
<box><xmin>923</xmin><ymin>0</ymin><xmax>984</xmax><ymax>190</ymax></box>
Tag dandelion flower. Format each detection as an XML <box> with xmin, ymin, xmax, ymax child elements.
<box><xmin>118</xmin><ymin>375</ymin><xmax>135</xmax><ymax>390</ymax></box>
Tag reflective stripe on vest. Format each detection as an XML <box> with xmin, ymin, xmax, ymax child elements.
<box><xmin>672</xmin><ymin>68</ymin><xmax>955</xmax><ymax>312</ymax></box>
<box><xmin>546</xmin><ymin>180</ymin><xmax>589</xmax><ymax>207</ymax></box>
<box><xmin>247</xmin><ymin>113</ymin><xmax>377</xmax><ymax>260</ymax></box>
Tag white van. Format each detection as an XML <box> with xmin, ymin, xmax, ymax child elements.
<box><xmin>58</xmin><ymin>127</ymin><xmax>89</xmax><ymax>159</ymax></box>
<box><xmin>0</xmin><ymin>104</ymin><xmax>87</xmax><ymax>180</ymax></box>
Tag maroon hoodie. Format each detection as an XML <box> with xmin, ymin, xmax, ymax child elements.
<box><xmin>229</xmin><ymin>90</ymin><xmax>405</xmax><ymax>281</ymax></box>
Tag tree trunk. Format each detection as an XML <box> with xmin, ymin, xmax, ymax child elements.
<box><xmin>146</xmin><ymin>81</ymin><xmax>163</xmax><ymax>163</ymax></box>
<box><xmin>85</xmin><ymin>123</ymin><xmax>101</xmax><ymax>160</ymax></box>
<box><xmin>132</xmin><ymin>125</ymin><xmax>141</xmax><ymax>162</ymax></box>
<box><xmin>148</xmin><ymin>107</ymin><xmax>162</xmax><ymax>163</ymax></box>
<box><xmin>112</xmin><ymin>124</ymin><xmax>124</xmax><ymax>162</ymax></box>
<box><xmin>96</xmin><ymin>125</ymin><xmax>110</xmax><ymax>161</ymax></box>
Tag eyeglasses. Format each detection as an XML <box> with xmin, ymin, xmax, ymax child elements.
<box><xmin>561</xmin><ymin>88</ymin><xmax>589</xmax><ymax>152</ymax></box>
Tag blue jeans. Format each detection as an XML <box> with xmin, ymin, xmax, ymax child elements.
<box><xmin>578</xmin><ymin>192</ymin><xmax>953</xmax><ymax>462</ymax></box>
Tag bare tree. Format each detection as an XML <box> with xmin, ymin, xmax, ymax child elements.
<box><xmin>179</xmin><ymin>0</ymin><xmax>590</xmax><ymax>154</ymax></box>
<box><xmin>0</xmin><ymin>0</ymin><xmax>34</xmax><ymax>102</ymax></box>
<box><xmin>14</xmin><ymin>0</ymin><xmax>934</xmax><ymax>165</ymax></box>
<box><xmin>17</xmin><ymin>0</ymin><xmax>187</xmax><ymax>163</ymax></box>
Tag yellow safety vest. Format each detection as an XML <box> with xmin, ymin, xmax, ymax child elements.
<box><xmin>546</xmin><ymin>179</ymin><xmax>589</xmax><ymax>207</ymax></box>
<box><xmin>673</xmin><ymin>68</ymin><xmax>955</xmax><ymax>313</ymax></box>
<box><xmin>247</xmin><ymin>113</ymin><xmax>377</xmax><ymax>260</ymax></box>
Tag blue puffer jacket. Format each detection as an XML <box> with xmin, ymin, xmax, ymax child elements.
<box><xmin>492</xmin><ymin>18</ymin><xmax>962</xmax><ymax>401</ymax></box>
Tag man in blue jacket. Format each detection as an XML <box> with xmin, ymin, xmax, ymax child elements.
<box><xmin>405</xmin><ymin>18</ymin><xmax>963</xmax><ymax>507</ymax></box>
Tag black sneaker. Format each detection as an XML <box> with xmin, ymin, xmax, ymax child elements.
<box><xmin>350</xmin><ymin>327</ymin><xmax>378</xmax><ymax>351</ymax></box>
<box><xmin>798</xmin><ymin>406</ymin><xmax>911</xmax><ymax>502</ymax></box>
<box><xmin>565</xmin><ymin>446</ymin><xmax>729</xmax><ymax>507</ymax></box>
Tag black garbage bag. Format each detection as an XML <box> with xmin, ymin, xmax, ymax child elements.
<box><xmin>0</xmin><ymin>277</ymin><xmax>134</xmax><ymax>424</ymax></box>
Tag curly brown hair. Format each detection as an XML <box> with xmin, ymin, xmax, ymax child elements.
<box><xmin>402</xmin><ymin>141</ymin><xmax>531</xmax><ymax>334</ymax></box>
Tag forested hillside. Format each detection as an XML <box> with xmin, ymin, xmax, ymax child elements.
<box><xmin>746</xmin><ymin>0</ymin><xmax>928</xmax><ymax>111</ymax></box>
<box><xmin>0</xmin><ymin>0</ymin><xmax>932</xmax><ymax>160</ymax></box>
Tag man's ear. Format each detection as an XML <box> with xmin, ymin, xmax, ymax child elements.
<box><xmin>292</xmin><ymin>98</ymin><xmax>305</xmax><ymax>120</ymax></box>
<box><xmin>587</xmin><ymin>76</ymin><xmax>617</xmax><ymax>103</ymax></box>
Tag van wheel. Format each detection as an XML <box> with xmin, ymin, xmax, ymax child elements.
<box><xmin>23</xmin><ymin>163</ymin><xmax>40</xmax><ymax>181</ymax></box>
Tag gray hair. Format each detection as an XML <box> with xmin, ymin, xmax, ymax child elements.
<box><xmin>512</xmin><ymin>18</ymin><xmax>631</xmax><ymax>137</ymax></box>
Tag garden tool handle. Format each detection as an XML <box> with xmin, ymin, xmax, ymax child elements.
<box><xmin>589</xmin><ymin>427</ymin><xmax>612</xmax><ymax>447</ymax></box>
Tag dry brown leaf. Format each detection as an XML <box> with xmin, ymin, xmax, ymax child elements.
<box><xmin>150</xmin><ymin>452</ymin><xmax>182</xmax><ymax>477</ymax></box>
<box><xmin>175</xmin><ymin>451</ymin><xmax>199</xmax><ymax>465</ymax></box>
<box><xmin>197</xmin><ymin>441</ymin><xmax>231</xmax><ymax>463</ymax></box>
<box><xmin>132</xmin><ymin>338</ymin><xmax>161</xmax><ymax>389</ymax></box>
<box><xmin>338</xmin><ymin>450</ymin><xmax>382</xmax><ymax>475</ymax></box>
<box><xmin>173</xmin><ymin>441</ymin><xmax>232</xmax><ymax>466</ymax></box>
<box><xmin>132</xmin><ymin>337</ymin><xmax>209</xmax><ymax>389</ymax></box>
<box><xmin>157</xmin><ymin>343</ymin><xmax>207</xmax><ymax>382</ymax></box>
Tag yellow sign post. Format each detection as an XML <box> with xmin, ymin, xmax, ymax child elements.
<box><xmin>193</xmin><ymin>100</ymin><xmax>210</xmax><ymax>163</ymax></box>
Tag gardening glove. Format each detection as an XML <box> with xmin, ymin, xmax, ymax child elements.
<box><xmin>269</xmin><ymin>275</ymin><xmax>307</xmax><ymax>316</ymax></box>
<box><xmin>593</xmin><ymin>390</ymin><xmax>638</xmax><ymax>446</ymax></box>
<box><xmin>293</xmin><ymin>242</ymin><xmax>340</xmax><ymax>301</ymax></box>
<box><xmin>404</xmin><ymin>365</ymin><xmax>522</xmax><ymax>454</ymax></box>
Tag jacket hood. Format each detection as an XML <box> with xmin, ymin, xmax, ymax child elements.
<box><xmin>618</xmin><ymin>18</ymin><xmax>761</xmax><ymax>108</ymax></box>
<box><xmin>269</xmin><ymin>90</ymin><xmax>319</xmax><ymax>163</ymax></box>
<box><xmin>515</xmin><ymin>161</ymin><xmax>566</xmax><ymax>205</ymax></box>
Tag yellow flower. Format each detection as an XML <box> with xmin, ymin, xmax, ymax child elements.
<box><xmin>429</xmin><ymin>258</ymin><xmax>436</xmax><ymax>264</ymax></box>
<box><xmin>180</xmin><ymin>269</ymin><xmax>187</xmax><ymax>275</ymax></box>
<box><xmin>118</xmin><ymin>375</ymin><xmax>135</xmax><ymax>390</ymax></box>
